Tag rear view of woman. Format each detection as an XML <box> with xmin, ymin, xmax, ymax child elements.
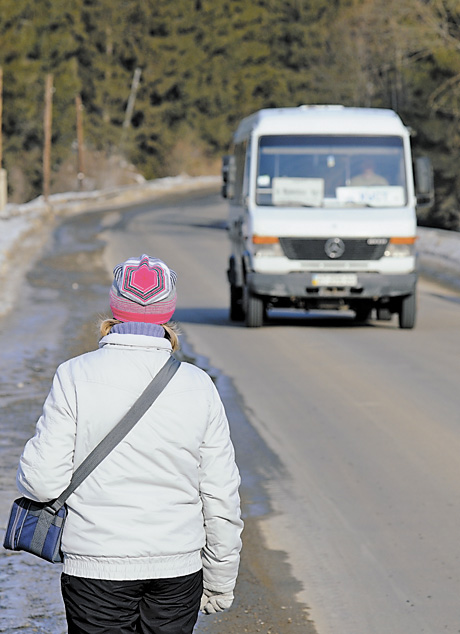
<box><xmin>16</xmin><ymin>254</ymin><xmax>243</xmax><ymax>633</ymax></box>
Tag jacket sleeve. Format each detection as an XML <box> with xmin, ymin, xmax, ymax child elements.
<box><xmin>17</xmin><ymin>363</ymin><xmax>77</xmax><ymax>502</ymax></box>
<box><xmin>199</xmin><ymin>381</ymin><xmax>243</xmax><ymax>593</ymax></box>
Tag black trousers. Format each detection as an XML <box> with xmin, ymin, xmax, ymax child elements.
<box><xmin>61</xmin><ymin>570</ymin><xmax>203</xmax><ymax>634</ymax></box>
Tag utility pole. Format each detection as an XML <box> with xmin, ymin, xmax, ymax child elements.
<box><xmin>43</xmin><ymin>73</ymin><xmax>53</xmax><ymax>203</ymax></box>
<box><xmin>75</xmin><ymin>94</ymin><xmax>85</xmax><ymax>190</ymax></box>
<box><xmin>121</xmin><ymin>67</ymin><xmax>142</xmax><ymax>147</ymax></box>
<box><xmin>0</xmin><ymin>66</ymin><xmax>7</xmax><ymax>211</ymax></box>
<box><xmin>0</xmin><ymin>66</ymin><xmax>3</xmax><ymax>169</ymax></box>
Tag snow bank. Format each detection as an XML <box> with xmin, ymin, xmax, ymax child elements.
<box><xmin>0</xmin><ymin>174</ymin><xmax>221</xmax><ymax>219</ymax></box>
<box><xmin>417</xmin><ymin>226</ymin><xmax>460</xmax><ymax>290</ymax></box>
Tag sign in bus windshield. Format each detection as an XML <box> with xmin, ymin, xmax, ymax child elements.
<box><xmin>256</xmin><ymin>135</ymin><xmax>407</xmax><ymax>208</ymax></box>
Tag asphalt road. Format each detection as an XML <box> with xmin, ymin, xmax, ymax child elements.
<box><xmin>1</xmin><ymin>187</ymin><xmax>459</xmax><ymax>634</ymax></box>
<box><xmin>101</xmin><ymin>190</ymin><xmax>460</xmax><ymax>634</ymax></box>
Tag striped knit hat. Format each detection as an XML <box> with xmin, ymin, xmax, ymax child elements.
<box><xmin>109</xmin><ymin>254</ymin><xmax>177</xmax><ymax>324</ymax></box>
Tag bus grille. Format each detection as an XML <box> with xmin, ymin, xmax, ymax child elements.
<box><xmin>279</xmin><ymin>238</ymin><xmax>388</xmax><ymax>260</ymax></box>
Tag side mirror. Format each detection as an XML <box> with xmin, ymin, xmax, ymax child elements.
<box><xmin>222</xmin><ymin>155</ymin><xmax>230</xmax><ymax>198</ymax></box>
<box><xmin>221</xmin><ymin>155</ymin><xmax>235</xmax><ymax>199</ymax></box>
<box><xmin>415</xmin><ymin>156</ymin><xmax>434</xmax><ymax>208</ymax></box>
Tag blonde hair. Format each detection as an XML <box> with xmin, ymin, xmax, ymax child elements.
<box><xmin>99</xmin><ymin>318</ymin><xmax>181</xmax><ymax>352</ymax></box>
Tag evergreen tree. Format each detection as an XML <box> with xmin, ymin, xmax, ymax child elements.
<box><xmin>0</xmin><ymin>0</ymin><xmax>459</xmax><ymax>226</ymax></box>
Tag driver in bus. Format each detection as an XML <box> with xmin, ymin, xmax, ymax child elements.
<box><xmin>350</xmin><ymin>158</ymin><xmax>389</xmax><ymax>186</ymax></box>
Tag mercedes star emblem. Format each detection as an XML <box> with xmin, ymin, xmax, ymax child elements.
<box><xmin>324</xmin><ymin>237</ymin><xmax>345</xmax><ymax>259</ymax></box>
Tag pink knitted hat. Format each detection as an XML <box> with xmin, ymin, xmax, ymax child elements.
<box><xmin>109</xmin><ymin>254</ymin><xmax>177</xmax><ymax>324</ymax></box>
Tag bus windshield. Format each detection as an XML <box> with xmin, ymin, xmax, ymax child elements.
<box><xmin>256</xmin><ymin>135</ymin><xmax>407</xmax><ymax>208</ymax></box>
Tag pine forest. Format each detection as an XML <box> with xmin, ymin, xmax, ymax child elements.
<box><xmin>1</xmin><ymin>0</ymin><xmax>460</xmax><ymax>229</ymax></box>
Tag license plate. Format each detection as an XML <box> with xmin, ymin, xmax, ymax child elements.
<box><xmin>311</xmin><ymin>273</ymin><xmax>358</xmax><ymax>287</ymax></box>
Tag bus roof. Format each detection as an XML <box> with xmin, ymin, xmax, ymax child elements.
<box><xmin>233</xmin><ymin>105</ymin><xmax>409</xmax><ymax>142</ymax></box>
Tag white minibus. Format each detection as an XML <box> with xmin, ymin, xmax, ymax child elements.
<box><xmin>222</xmin><ymin>105</ymin><xmax>433</xmax><ymax>328</ymax></box>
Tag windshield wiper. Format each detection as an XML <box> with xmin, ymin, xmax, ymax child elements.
<box><xmin>274</xmin><ymin>202</ymin><xmax>321</xmax><ymax>208</ymax></box>
<box><xmin>341</xmin><ymin>202</ymin><xmax>374</xmax><ymax>208</ymax></box>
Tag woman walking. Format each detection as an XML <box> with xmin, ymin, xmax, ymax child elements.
<box><xmin>16</xmin><ymin>254</ymin><xmax>243</xmax><ymax>633</ymax></box>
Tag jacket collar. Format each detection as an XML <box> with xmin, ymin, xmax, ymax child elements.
<box><xmin>111</xmin><ymin>322</ymin><xmax>165</xmax><ymax>337</ymax></box>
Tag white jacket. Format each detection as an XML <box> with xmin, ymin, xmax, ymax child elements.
<box><xmin>17</xmin><ymin>333</ymin><xmax>243</xmax><ymax>590</ymax></box>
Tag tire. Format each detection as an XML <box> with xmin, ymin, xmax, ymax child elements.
<box><xmin>398</xmin><ymin>293</ymin><xmax>416</xmax><ymax>329</ymax></box>
<box><xmin>229</xmin><ymin>285</ymin><xmax>244</xmax><ymax>321</ymax></box>
<box><xmin>244</xmin><ymin>287</ymin><xmax>265</xmax><ymax>328</ymax></box>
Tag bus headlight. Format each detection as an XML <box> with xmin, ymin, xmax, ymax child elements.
<box><xmin>253</xmin><ymin>236</ymin><xmax>284</xmax><ymax>257</ymax></box>
<box><xmin>384</xmin><ymin>237</ymin><xmax>416</xmax><ymax>258</ymax></box>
